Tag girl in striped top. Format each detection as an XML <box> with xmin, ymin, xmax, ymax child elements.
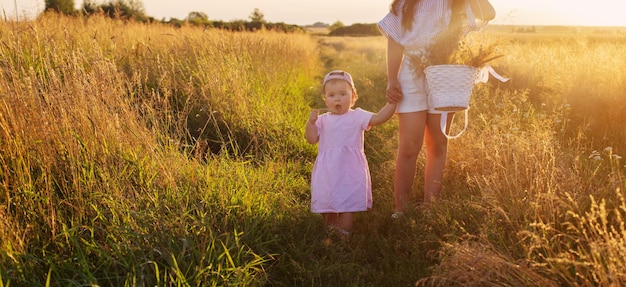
<box><xmin>378</xmin><ymin>0</ymin><xmax>495</xmax><ymax>216</ymax></box>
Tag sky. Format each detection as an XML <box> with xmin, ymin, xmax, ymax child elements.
<box><xmin>1</xmin><ymin>0</ymin><xmax>625</xmax><ymax>27</ymax></box>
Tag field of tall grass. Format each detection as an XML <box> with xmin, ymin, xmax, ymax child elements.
<box><xmin>1</xmin><ymin>14</ymin><xmax>625</xmax><ymax>286</ymax></box>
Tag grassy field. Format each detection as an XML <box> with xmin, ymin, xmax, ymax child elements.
<box><xmin>1</xmin><ymin>14</ymin><xmax>625</xmax><ymax>286</ymax></box>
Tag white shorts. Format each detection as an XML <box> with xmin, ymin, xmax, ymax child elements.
<box><xmin>396</xmin><ymin>57</ymin><xmax>444</xmax><ymax>114</ymax></box>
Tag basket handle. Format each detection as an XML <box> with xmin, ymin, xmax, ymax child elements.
<box><xmin>440</xmin><ymin>110</ymin><xmax>468</xmax><ymax>140</ymax></box>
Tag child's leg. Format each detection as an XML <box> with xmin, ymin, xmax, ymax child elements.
<box><xmin>337</xmin><ymin>212</ymin><xmax>354</xmax><ymax>233</ymax></box>
<box><xmin>322</xmin><ymin>213</ymin><xmax>339</xmax><ymax>227</ymax></box>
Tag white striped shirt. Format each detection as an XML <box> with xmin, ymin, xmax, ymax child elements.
<box><xmin>378</xmin><ymin>0</ymin><xmax>480</xmax><ymax>56</ymax></box>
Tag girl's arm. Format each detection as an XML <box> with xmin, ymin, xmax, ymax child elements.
<box><xmin>469</xmin><ymin>0</ymin><xmax>496</xmax><ymax>21</ymax></box>
<box><xmin>305</xmin><ymin>110</ymin><xmax>319</xmax><ymax>144</ymax></box>
<box><xmin>369</xmin><ymin>103</ymin><xmax>398</xmax><ymax>127</ymax></box>
<box><xmin>386</xmin><ymin>38</ymin><xmax>404</xmax><ymax>103</ymax></box>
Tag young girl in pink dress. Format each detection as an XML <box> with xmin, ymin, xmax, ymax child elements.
<box><xmin>305</xmin><ymin>70</ymin><xmax>400</xmax><ymax>237</ymax></box>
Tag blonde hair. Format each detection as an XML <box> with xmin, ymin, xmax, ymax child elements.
<box><xmin>390</xmin><ymin>0</ymin><xmax>420</xmax><ymax>30</ymax></box>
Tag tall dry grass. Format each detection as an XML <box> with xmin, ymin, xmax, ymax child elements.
<box><xmin>1</xmin><ymin>12</ymin><xmax>626</xmax><ymax>286</ymax></box>
<box><xmin>0</xmin><ymin>13</ymin><xmax>320</xmax><ymax>286</ymax></box>
<box><xmin>416</xmin><ymin>30</ymin><xmax>626</xmax><ymax>286</ymax></box>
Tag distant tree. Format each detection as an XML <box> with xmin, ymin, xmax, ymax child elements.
<box><xmin>82</xmin><ymin>0</ymin><xmax>147</xmax><ymax>21</ymax></box>
<box><xmin>187</xmin><ymin>11</ymin><xmax>208</xmax><ymax>22</ymax></box>
<box><xmin>81</xmin><ymin>0</ymin><xmax>98</xmax><ymax>14</ymax></box>
<box><xmin>249</xmin><ymin>8</ymin><xmax>265</xmax><ymax>23</ymax></box>
<box><xmin>328</xmin><ymin>21</ymin><xmax>344</xmax><ymax>32</ymax></box>
<box><xmin>311</xmin><ymin>22</ymin><xmax>328</xmax><ymax>28</ymax></box>
<box><xmin>186</xmin><ymin>11</ymin><xmax>209</xmax><ymax>26</ymax></box>
<box><xmin>45</xmin><ymin>0</ymin><xmax>75</xmax><ymax>15</ymax></box>
<box><xmin>167</xmin><ymin>18</ymin><xmax>184</xmax><ymax>28</ymax></box>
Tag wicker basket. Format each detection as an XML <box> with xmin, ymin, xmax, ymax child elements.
<box><xmin>424</xmin><ymin>65</ymin><xmax>478</xmax><ymax>112</ymax></box>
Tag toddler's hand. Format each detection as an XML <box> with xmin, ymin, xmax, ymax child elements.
<box><xmin>308</xmin><ymin>109</ymin><xmax>319</xmax><ymax>124</ymax></box>
<box><xmin>386</xmin><ymin>85</ymin><xmax>403</xmax><ymax>104</ymax></box>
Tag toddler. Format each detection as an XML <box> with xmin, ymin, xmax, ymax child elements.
<box><xmin>305</xmin><ymin>70</ymin><xmax>400</xmax><ymax>237</ymax></box>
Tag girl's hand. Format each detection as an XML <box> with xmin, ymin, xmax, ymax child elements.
<box><xmin>386</xmin><ymin>82</ymin><xmax>403</xmax><ymax>104</ymax></box>
<box><xmin>305</xmin><ymin>109</ymin><xmax>320</xmax><ymax>144</ymax></box>
<box><xmin>308</xmin><ymin>109</ymin><xmax>319</xmax><ymax>125</ymax></box>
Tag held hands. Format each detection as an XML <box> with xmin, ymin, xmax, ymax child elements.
<box><xmin>386</xmin><ymin>82</ymin><xmax>403</xmax><ymax>104</ymax></box>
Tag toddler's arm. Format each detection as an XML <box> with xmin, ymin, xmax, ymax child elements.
<box><xmin>305</xmin><ymin>110</ymin><xmax>319</xmax><ymax>144</ymax></box>
<box><xmin>369</xmin><ymin>102</ymin><xmax>398</xmax><ymax>127</ymax></box>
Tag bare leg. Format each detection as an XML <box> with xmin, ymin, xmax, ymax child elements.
<box><xmin>322</xmin><ymin>213</ymin><xmax>339</xmax><ymax>227</ymax></box>
<box><xmin>321</xmin><ymin>213</ymin><xmax>352</xmax><ymax>238</ymax></box>
<box><xmin>337</xmin><ymin>212</ymin><xmax>354</xmax><ymax>233</ymax></box>
<box><xmin>423</xmin><ymin>113</ymin><xmax>452</xmax><ymax>204</ymax></box>
<box><xmin>394</xmin><ymin>111</ymin><xmax>427</xmax><ymax>212</ymax></box>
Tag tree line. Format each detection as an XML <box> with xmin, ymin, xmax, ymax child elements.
<box><xmin>43</xmin><ymin>0</ymin><xmax>303</xmax><ymax>32</ymax></box>
<box><xmin>44</xmin><ymin>0</ymin><xmax>381</xmax><ymax>35</ymax></box>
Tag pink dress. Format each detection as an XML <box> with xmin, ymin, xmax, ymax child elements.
<box><xmin>311</xmin><ymin>108</ymin><xmax>374</xmax><ymax>213</ymax></box>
